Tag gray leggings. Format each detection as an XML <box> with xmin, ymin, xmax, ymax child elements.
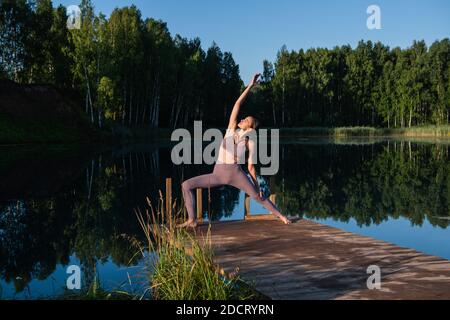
<box><xmin>181</xmin><ymin>164</ymin><xmax>283</xmax><ymax>220</ymax></box>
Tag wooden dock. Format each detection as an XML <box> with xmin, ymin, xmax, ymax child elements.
<box><xmin>195</xmin><ymin>218</ymin><xmax>450</xmax><ymax>300</ymax></box>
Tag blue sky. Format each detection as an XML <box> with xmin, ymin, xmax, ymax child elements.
<box><xmin>54</xmin><ymin>0</ymin><xmax>450</xmax><ymax>82</ymax></box>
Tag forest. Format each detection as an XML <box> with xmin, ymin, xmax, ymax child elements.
<box><xmin>1</xmin><ymin>0</ymin><xmax>450</xmax><ymax>132</ymax></box>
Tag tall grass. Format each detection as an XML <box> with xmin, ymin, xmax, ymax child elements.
<box><xmin>279</xmin><ymin>126</ymin><xmax>450</xmax><ymax>138</ymax></box>
<box><xmin>385</xmin><ymin>125</ymin><xmax>450</xmax><ymax>137</ymax></box>
<box><xmin>333</xmin><ymin>127</ymin><xmax>378</xmax><ymax>137</ymax></box>
<box><xmin>134</xmin><ymin>193</ymin><xmax>259</xmax><ymax>300</ymax></box>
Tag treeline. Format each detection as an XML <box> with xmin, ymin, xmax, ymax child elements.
<box><xmin>1</xmin><ymin>1</ymin><xmax>450</xmax><ymax>130</ymax></box>
<box><xmin>255</xmin><ymin>40</ymin><xmax>450</xmax><ymax>128</ymax></box>
<box><xmin>0</xmin><ymin>0</ymin><xmax>242</xmax><ymax>129</ymax></box>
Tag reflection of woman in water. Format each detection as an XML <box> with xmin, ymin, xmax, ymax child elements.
<box><xmin>178</xmin><ymin>73</ymin><xmax>292</xmax><ymax>228</ymax></box>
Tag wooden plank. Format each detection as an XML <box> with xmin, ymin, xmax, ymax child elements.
<box><xmin>244</xmin><ymin>215</ymin><xmax>277</xmax><ymax>221</ymax></box>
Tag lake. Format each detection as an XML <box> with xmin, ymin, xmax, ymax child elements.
<box><xmin>0</xmin><ymin>138</ymin><xmax>449</xmax><ymax>299</ymax></box>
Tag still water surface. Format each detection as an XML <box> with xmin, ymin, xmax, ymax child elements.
<box><xmin>1</xmin><ymin>138</ymin><xmax>449</xmax><ymax>299</ymax></box>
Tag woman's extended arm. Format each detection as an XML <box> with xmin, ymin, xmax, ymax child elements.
<box><xmin>227</xmin><ymin>73</ymin><xmax>260</xmax><ymax>129</ymax></box>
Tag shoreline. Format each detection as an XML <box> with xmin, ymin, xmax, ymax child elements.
<box><xmin>1</xmin><ymin>126</ymin><xmax>450</xmax><ymax>147</ymax></box>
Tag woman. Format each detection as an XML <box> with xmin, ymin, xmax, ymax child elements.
<box><xmin>178</xmin><ymin>73</ymin><xmax>292</xmax><ymax>228</ymax></box>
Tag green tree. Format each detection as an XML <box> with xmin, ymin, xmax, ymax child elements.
<box><xmin>26</xmin><ymin>0</ymin><xmax>54</xmax><ymax>83</ymax></box>
<box><xmin>0</xmin><ymin>0</ymin><xmax>32</xmax><ymax>82</ymax></box>
<box><xmin>97</xmin><ymin>76</ymin><xmax>115</xmax><ymax>126</ymax></box>
<box><xmin>143</xmin><ymin>18</ymin><xmax>173</xmax><ymax>128</ymax></box>
<box><xmin>429</xmin><ymin>39</ymin><xmax>450</xmax><ymax>124</ymax></box>
<box><xmin>50</xmin><ymin>5</ymin><xmax>72</xmax><ymax>87</ymax></box>
<box><xmin>68</xmin><ymin>0</ymin><xmax>97</xmax><ymax>123</ymax></box>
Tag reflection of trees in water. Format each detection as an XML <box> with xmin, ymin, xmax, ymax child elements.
<box><xmin>2</xmin><ymin>142</ymin><xmax>449</xmax><ymax>294</ymax></box>
<box><xmin>275</xmin><ymin>142</ymin><xmax>450</xmax><ymax>228</ymax></box>
<box><xmin>0</xmin><ymin>199</ymin><xmax>74</xmax><ymax>293</ymax></box>
<box><xmin>0</xmin><ymin>148</ymin><xmax>163</xmax><ymax>294</ymax></box>
<box><xmin>207</xmin><ymin>186</ymin><xmax>240</xmax><ymax>221</ymax></box>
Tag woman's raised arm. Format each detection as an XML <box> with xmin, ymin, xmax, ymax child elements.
<box><xmin>227</xmin><ymin>73</ymin><xmax>260</xmax><ymax>129</ymax></box>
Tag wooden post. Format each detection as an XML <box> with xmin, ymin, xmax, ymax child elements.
<box><xmin>244</xmin><ymin>194</ymin><xmax>251</xmax><ymax>220</ymax></box>
<box><xmin>196</xmin><ymin>188</ymin><xmax>203</xmax><ymax>222</ymax></box>
<box><xmin>165</xmin><ymin>178</ymin><xmax>172</xmax><ymax>217</ymax></box>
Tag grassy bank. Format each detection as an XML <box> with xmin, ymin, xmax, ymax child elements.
<box><xmin>0</xmin><ymin>115</ymin><xmax>173</xmax><ymax>145</ymax></box>
<box><xmin>111</xmin><ymin>125</ymin><xmax>450</xmax><ymax>142</ymax></box>
<box><xmin>0</xmin><ymin>80</ymin><xmax>102</xmax><ymax>145</ymax></box>
<box><xmin>0</xmin><ymin>114</ymin><xmax>101</xmax><ymax>145</ymax></box>
<box><xmin>135</xmin><ymin>198</ymin><xmax>265</xmax><ymax>300</ymax></box>
<box><xmin>3</xmin><ymin>123</ymin><xmax>450</xmax><ymax>145</ymax></box>
<box><xmin>279</xmin><ymin>126</ymin><xmax>450</xmax><ymax>138</ymax></box>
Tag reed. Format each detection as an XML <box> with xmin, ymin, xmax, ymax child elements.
<box><xmin>279</xmin><ymin>126</ymin><xmax>450</xmax><ymax>138</ymax></box>
<box><xmin>134</xmin><ymin>193</ymin><xmax>261</xmax><ymax>300</ymax></box>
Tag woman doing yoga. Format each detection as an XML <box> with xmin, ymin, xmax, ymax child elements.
<box><xmin>178</xmin><ymin>73</ymin><xmax>292</xmax><ymax>228</ymax></box>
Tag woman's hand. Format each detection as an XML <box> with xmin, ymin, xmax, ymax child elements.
<box><xmin>249</xmin><ymin>73</ymin><xmax>261</xmax><ymax>87</ymax></box>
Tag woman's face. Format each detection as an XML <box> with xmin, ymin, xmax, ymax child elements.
<box><xmin>238</xmin><ymin>117</ymin><xmax>253</xmax><ymax>130</ymax></box>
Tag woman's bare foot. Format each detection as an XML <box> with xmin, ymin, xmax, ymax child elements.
<box><xmin>280</xmin><ymin>216</ymin><xmax>292</xmax><ymax>225</ymax></box>
<box><xmin>176</xmin><ymin>219</ymin><xmax>198</xmax><ymax>228</ymax></box>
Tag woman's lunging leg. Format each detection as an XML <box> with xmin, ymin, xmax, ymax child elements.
<box><xmin>181</xmin><ymin>173</ymin><xmax>222</xmax><ymax>221</ymax></box>
<box><xmin>230</xmin><ymin>169</ymin><xmax>287</xmax><ymax>221</ymax></box>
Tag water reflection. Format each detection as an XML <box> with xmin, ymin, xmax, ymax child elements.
<box><xmin>274</xmin><ymin>140</ymin><xmax>450</xmax><ymax>229</ymax></box>
<box><xmin>0</xmin><ymin>139</ymin><xmax>449</xmax><ymax>298</ymax></box>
